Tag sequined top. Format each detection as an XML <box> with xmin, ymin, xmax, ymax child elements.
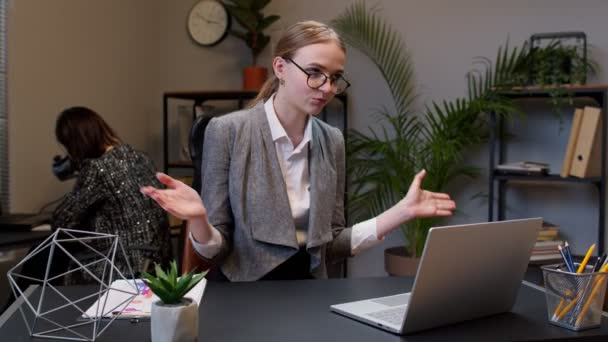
<box><xmin>52</xmin><ymin>144</ymin><xmax>172</xmax><ymax>284</ymax></box>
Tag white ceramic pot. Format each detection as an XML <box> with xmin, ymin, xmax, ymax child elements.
<box><xmin>151</xmin><ymin>298</ymin><xmax>198</xmax><ymax>342</ymax></box>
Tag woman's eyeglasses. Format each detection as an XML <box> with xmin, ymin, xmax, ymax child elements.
<box><xmin>285</xmin><ymin>58</ymin><xmax>350</xmax><ymax>94</ymax></box>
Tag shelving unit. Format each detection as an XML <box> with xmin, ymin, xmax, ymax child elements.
<box><xmin>488</xmin><ymin>85</ymin><xmax>608</xmax><ymax>255</ymax></box>
<box><xmin>162</xmin><ymin>90</ymin><xmax>348</xmax><ymax>174</ymax></box>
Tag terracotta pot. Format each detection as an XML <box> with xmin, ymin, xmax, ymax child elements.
<box><xmin>243</xmin><ymin>66</ymin><xmax>267</xmax><ymax>91</ymax></box>
<box><xmin>384</xmin><ymin>246</ymin><xmax>420</xmax><ymax>277</ymax></box>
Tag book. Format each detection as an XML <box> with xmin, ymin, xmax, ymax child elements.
<box><xmin>534</xmin><ymin>240</ymin><xmax>564</xmax><ymax>249</ymax></box>
<box><xmin>82</xmin><ymin>278</ymin><xmax>206</xmax><ymax>320</ymax></box>
<box><xmin>495</xmin><ymin>161</ymin><xmax>549</xmax><ymax>175</ymax></box>
<box><xmin>560</xmin><ymin>108</ymin><xmax>584</xmax><ymax>177</ymax></box>
<box><xmin>530</xmin><ymin>253</ymin><xmax>563</xmax><ymax>262</ymax></box>
<box><xmin>570</xmin><ymin>106</ymin><xmax>602</xmax><ymax>178</ymax></box>
<box><xmin>537</xmin><ymin>229</ymin><xmax>559</xmax><ymax>238</ymax></box>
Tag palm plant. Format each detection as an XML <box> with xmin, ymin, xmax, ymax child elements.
<box><xmin>332</xmin><ymin>2</ymin><xmax>523</xmax><ymax>257</ymax></box>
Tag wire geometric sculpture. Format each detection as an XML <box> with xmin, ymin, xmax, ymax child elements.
<box><xmin>6</xmin><ymin>228</ymin><xmax>139</xmax><ymax>341</ymax></box>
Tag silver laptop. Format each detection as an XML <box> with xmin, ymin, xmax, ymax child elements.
<box><xmin>331</xmin><ymin>218</ymin><xmax>542</xmax><ymax>334</ymax></box>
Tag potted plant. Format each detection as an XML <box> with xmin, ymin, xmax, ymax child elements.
<box><xmin>224</xmin><ymin>0</ymin><xmax>280</xmax><ymax>90</ymax></box>
<box><xmin>332</xmin><ymin>3</ymin><xmax>521</xmax><ymax>276</ymax></box>
<box><xmin>143</xmin><ymin>261</ymin><xmax>207</xmax><ymax>342</ymax></box>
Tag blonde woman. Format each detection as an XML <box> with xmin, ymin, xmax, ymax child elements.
<box><xmin>141</xmin><ymin>21</ymin><xmax>455</xmax><ymax>281</ymax></box>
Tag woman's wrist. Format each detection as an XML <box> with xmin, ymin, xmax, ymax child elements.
<box><xmin>188</xmin><ymin>215</ymin><xmax>213</xmax><ymax>244</ymax></box>
<box><xmin>376</xmin><ymin>200</ymin><xmax>413</xmax><ymax>238</ymax></box>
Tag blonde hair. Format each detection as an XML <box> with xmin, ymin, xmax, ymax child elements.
<box><xmin>249</xmin><ymin>21</ymin><xmax>346</xmax><ymax>107</ymax></box>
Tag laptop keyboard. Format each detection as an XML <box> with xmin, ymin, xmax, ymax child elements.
<box><xmin>366</xmin><ymin>306</ymin><xmax>407</xmax><ymax>325</ymax></box>
<box><xmin>370</xmin><ymin>293</ymin><xmax>409</xmax><ymax>306</ymax></box>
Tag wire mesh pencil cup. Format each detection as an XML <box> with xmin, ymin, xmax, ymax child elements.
<box><xmin>542</xmin><ymin>263</ymin><xmax>608</xmax><ymax>331</ymax></box>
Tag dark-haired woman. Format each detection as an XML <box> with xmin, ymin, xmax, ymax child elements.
<box><xmin>52</xmin><ymin>106</ymin><xmax>171</xmax><ymax>284</ymax></box>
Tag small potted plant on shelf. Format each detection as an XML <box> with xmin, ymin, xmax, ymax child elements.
<box><xmin>224</xmin><ymin>0</ymin><xmax>280</xmax><ymax>90</ymax></box>
<box><xmin>143</xmin><ymin>261</ymin><xmax>207</xmax><ymax>342</ymax></box>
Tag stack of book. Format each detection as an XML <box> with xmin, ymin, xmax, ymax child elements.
<box><xmin>530</xmin><ymin>221</ymin><xmax>563</xmax><ymax>263</ymax></box>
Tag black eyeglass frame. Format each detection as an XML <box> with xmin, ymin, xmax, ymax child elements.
<box><xmin>284</xmin><ymin>57</ymin><xmax>351</xmax><ymax>94</ymax></box>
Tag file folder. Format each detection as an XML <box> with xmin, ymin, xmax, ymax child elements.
<box><xmin>560</xmin><ymin>108</ymin><xmax>584</xmax><ymax>178</ymax></box>
<box><xmin>570</xmin><ymin>106</ymin><xmax>602</xmax><ymax>178</ymax></box>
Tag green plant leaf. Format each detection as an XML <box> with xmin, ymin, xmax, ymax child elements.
<box><xmin>142</xmin><ymin>261</ymin><xmax>207</xmax><ymax>305</ymax></box>
<box><xmin>225</xmin><ymin>0</ymin><xmax>255</xmax><ymax>10</ymax></box>
<box><xmin>225</xmin><ymin>5</ymin><xmax>258</xmax><ymax>32</ymax></box>
<box><xmin>251</xmin><ymin>0</ymin><xmax>271</xmax><ymax>11</ymax></box>
<box><xmin>258</xmin><ymin>15</ymin><xmax>280</xmax><ymax>31</ymax></box>
<box><xmin>331</xmin><ymin>2</ymin><xmax>416</xmax><ymax>115</ymax></box>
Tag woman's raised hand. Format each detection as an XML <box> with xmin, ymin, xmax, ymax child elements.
<box><xmin>376</xmin><ymin>170</ymin><xmax>456</xmax><ymax>239</ymax></box>
<box><xmin>140</xmin><ymin>173</ymin><xmax>207</xmax><ymax>221</ymax></box>
<box><xmin>400</xmin><ymin>170</ymin><xmax>456</xmax><ymax>221</ymax></box>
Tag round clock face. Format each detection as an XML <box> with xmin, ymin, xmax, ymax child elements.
<box><xmin>187</xmin><ymin>0</ymin><xmax>230</xmax><ymax>46</ymax></box>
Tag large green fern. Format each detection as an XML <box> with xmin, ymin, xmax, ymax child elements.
<box><xmin>332</xmin><ymin>2</ymin><xmax>521</xmax><ymax>256</ymax></box>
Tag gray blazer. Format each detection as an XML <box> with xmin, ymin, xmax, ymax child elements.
<box><xmin>198</xmin><ymin>102</ymin><xmax>352</xmax><ymax>281</ymax></box>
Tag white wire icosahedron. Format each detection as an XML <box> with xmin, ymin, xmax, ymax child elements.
<box><xmin>7</xmin><ymin>228</ymin><xmax>139</xmax><ymax>341</ymax></box>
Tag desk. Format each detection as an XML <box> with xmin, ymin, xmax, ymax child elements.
<box><xmin>1</xmin><ymin>277</ymin><xmax>607</xmax><ymax>341</ymax></box>
<box><xmin>0</xmin><ymin>230</ymin><xmax>52</xmax><ymax>249</ymax></box>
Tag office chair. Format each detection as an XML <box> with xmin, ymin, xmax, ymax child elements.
<box><xmin>181</xmin><ymin>112</ymin><xmax>224</xmax><ymax>278</ymax></box>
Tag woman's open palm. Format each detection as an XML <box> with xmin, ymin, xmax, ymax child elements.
<box><xmin>401</xmin><ymin>170</ymin><xmax>455</xmax><ymax>219</ymax></box>
<box><xmin>140</xmin><ymin>173</ymin><xmax>207</xmax><ymax>220</ymax></box>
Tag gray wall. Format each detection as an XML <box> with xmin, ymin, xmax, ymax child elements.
<box><xmin>8</xmin><ymin>0</ymin><xmax>608</xmax><ymax>277</ymax></box>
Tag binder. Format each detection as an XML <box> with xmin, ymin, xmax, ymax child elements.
<box><xmin>569</xmin><ymin>106</ymin><xmax>602</xmax><ymax>178</ymax></box>
<box><xmin>560</xmin><ymin>108</ymin><xmax>584</xmax><ymax>177</ymax></box>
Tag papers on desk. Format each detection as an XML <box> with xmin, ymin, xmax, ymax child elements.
<box><xmin>82</xmin><ymin>278</ymin><xmax>207</xmax><ymax>319</ymax></box>
<box><xmin>32</xmin><ymin>224</ymin><xmax>51</xmax><ymax>232</ymax></box>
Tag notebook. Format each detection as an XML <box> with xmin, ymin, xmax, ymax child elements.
<box><xmin>83</xmin><ymin>278</ymin><xmax>207</xmax><ymax>320</ymax></box>
<box><xmin>330</xmin><ymin>218</ymin><xmax>542</xmax><ymax>334</ymax></box>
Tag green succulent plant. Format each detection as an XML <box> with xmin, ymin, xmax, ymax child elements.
<box><xmin>142</xmin><ymin>261</ymin><xmax>207</xmax><ymax>305</ymax></box>
<box><xmin>332</xmin><ymin>2</ymin><xmax>521</xmax><ymax>257</ymax></box>
<box><xmin>223</xmin><ymin>0</ymin><xmax>280</xmax><ymax>66</ymax></box>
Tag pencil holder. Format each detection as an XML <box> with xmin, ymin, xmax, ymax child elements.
<box><xmin>542</xmin><ymin>263</ymin><xmax>608</xmax><ymax>331</ymax></box>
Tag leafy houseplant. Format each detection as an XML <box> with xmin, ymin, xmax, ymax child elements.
<box><xmin>143</xmin><ymin>261</ymin><xmax>207</xmax><ymax>342</ymax></box>
<box><xmin>474</xmin><ymin>37</ymin><xmax>598</xmax><ymax>128</ymax></box>
<box><xmin>331</xmin><ymin>3</ymin><xmax>520</xmax><ymax>274</ymax></box>
<box><xmin>224</xmin><ymin>0</ymin><xmax>280</xmax><ymax>90</ymax></box>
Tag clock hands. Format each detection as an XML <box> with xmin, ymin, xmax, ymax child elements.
<box><xmin>196</xmin><ymin>13</ymin><xmax>221</xmax><ymax>25</ymax></box>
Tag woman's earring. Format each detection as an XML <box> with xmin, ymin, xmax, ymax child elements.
<box><xmin>279</xmin><ymin>79</ymin><xmax>285</xmax><ymax>86</ymax></box>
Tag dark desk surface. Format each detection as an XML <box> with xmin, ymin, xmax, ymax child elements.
<box><xmin>1</xmin><ymin>277</ymin><xmax>608</xmax><ymax>341</ymax></box>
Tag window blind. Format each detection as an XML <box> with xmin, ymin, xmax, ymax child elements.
<box><xmin>0</xmin><ymin>0</ymin><xmax>8</xmax><ymax>213</ymax></box>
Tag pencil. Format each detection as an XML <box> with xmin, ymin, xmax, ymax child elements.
<box><xmin>575</xmin><ymin>262</ymin><xmax>608</xmax><ymax>325</ymax></box>
<box><xmin>577</xmin><ymin>244</ymin><xmax>596</xmax><ymax>273</ymax></box>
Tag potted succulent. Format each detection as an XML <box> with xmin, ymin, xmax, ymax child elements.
<box><xmin>224</xmin><ymin>0</ymin><xmax>280</xmax><ymax>90</ymax></box>
<box><xmin>332</xmin><ymin>3</ymin><xmax>520</xmax><ymax>276</ymax></box>
<box><xmin>143</xmin><ymin>261</ymin><xmax>207</xmax><ymax>342</ymax></box>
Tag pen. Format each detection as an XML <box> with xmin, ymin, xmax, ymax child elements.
<box><xmin>553</xmin><ymin>243</ymin><xmax>577</xmax><ymax>318</ymax></box>
<box><xmin>592</xmin><ymin>254</ymin><xmax>606</xmax><ymax>273</ymax></box>
<box><xmin>558</xmin><ymin>245</ymin><xmax>574</xmax><ymax>273</ymax></box>
<box><xmin>564</xmin><ymin>241</ymin><xmax>576</xmax><ymax>272</ymax></box>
